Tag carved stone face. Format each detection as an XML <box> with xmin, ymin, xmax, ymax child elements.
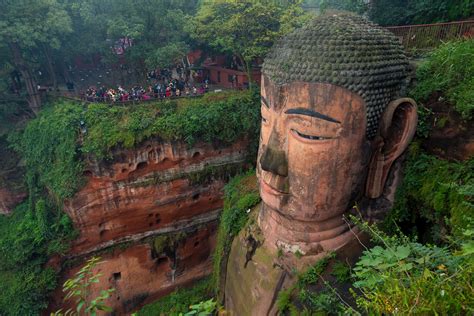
<box><xmin>257</xmin><ymin>76</ymin><xmax>373</xmax><ymax>251</ymax></box>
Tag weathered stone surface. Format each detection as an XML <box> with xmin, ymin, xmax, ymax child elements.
<box><xmin>66</xmin><ymin>139</ymin><xmax>248</xmax><ymax>254</ymax></box>
<box><xmin>50</xmin><ymin>221</ymin><xmax>218</xmax><ymax>314</ymax></box>
<box><xmin>224</xmin><ymin>205</ymin><xmax>369</xmax><ymax>315</ymax></box>
<box><xmin>225</xmin><ymin>230</ymin><xmax>286</xmax><ymax>316</ymax></box>
<box><xmin>0</xmin><ymin>186</ymin><xmax>26</xmax><ymax>215</ymax></box>
<box><xmin>421</xmin><ymin>94</ymin><xmax>474</xmax><ymax>161</ymax></box>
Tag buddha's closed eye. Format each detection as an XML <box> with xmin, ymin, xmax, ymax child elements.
<box><xmin>291</xmin><ymin>129</ymin><xmax>334</xmax><ymax>141</ymax></box>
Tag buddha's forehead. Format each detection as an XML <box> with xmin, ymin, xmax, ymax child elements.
<box><xmin>261</xmin><ymin>75</ymin><xmax>365</xmax><ymax>115</ymax></box>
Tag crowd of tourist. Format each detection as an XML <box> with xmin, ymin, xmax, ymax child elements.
<box><xmin>84</xmin><ymin>79</ymin><xmax>209</xmax><ymax>102</ymax></box>
<box><xmin>83</xmin><ymin>65</ymin><xmax>210</xmax><ymax>103</ymax></box>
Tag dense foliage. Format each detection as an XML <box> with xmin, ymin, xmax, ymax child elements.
<box><xmin>411</xmin><ymin>39</ymin><xmax>474</xmax><ymax>120</ymax></box>
<box><xmin>368</xmin><ymin>0</ymin><xmax>474</xmax><ymax>26</ymax></box>
<box><xmin>211</xmin><ymin>170</ymin><xmax>260</xmax><ymax>294</ymax></box>
<box><xmin>11</xmin><ymin>90</ymin><xmax>260</xmax><ymax>200</ymax></box>
<box><xmin>82</xmin><ymin>90</ymin><xmax>260</xmax><ymax>159</ymax></box>
<box><xmin>385</xmin><ymin>143</ymin><xmax>474</xmax><ymax>243</ymax></box>
<box><xmin>352</xmin><ymin>221</ymin><xmax>473</xmax><ymax>315</ymax></box>
<box><xmin>9</xmin><ymin>102</ymin><xmax>84</xmax><ymax>201</ymax></box>
<box><xmin>0</xmin><ymin>0</ymin><xmax>72</xmax><ymax>112</ymax></box>
<box><xmin>0</xmin><ymin>200</ymin><xmax>75</xmax><ymax>315</ymax></box>
<box><xmin>313</xmin><ymin>0</ymin><xmax>474</xmax><ymax>26</ymax></box>
<box><xmin>67</xmin><ymin>0</ymin><xmax>198</xmax><ymax>71</ymax></box>
<box><xmin>137</xmin><ymin>278</ymin><xmax>212</xmax><ymax>316</ymax></box>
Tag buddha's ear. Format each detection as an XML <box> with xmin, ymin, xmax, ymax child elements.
<box><xmin>365</xmin><ymin>98</ymin><xmax>418</xmax><ymax>198</ymax></box>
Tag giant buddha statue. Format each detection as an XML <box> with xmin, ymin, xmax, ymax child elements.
<box><xmin>225</xmin><ymin>13</ymin><xmax>418</xmax><ymax>315</ymax></box>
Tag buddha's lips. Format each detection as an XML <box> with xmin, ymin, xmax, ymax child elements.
<box><xmin>260</xmin><ymin>180</ymin><xmax>288</xmax><ymax>196</ymax></box>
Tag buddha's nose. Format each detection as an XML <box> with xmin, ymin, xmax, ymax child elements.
<box><xmin>260</xmin><ymin>130</ymin><xmax>288</xmax><ymax>177</ymax></box>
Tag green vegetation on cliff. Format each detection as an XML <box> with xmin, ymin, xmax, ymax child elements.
<box><xmin>137</xmin><ymin>278</ymin><xmax>212</xmax><ymax>316</ymax></box>
<box><xmin>315</xmin><ymin>0</ymin><xmax>474</xmax><ymax>26</ymax></box>
<box><xmin>9</xmin><ymin>103</ymin><xmax>84</xmax><ymax>201</ymax></box>
<box><xmin>352</xmin><ymin>221</ymin><xmax>473</xmax><ymax>315</ymax></box>
<box><xmin>211</xmin><ymin>170</ymin><xmax>260</xmax><ymax>294</ymax></box>
<box><xmin>10</xmin><ymin>90</ymin><xmax>260</xmax><ymax>200</ymax></box>
<box><xmin>81</xmin><ymin>90</ymin><xmax>260</xmax><ymax>159</ymax></box>
<box><xmin>0</xmin><ymin>200</ymin><xmax>75</xmax><ymax>315</ymax></box>
<box><xmin>411</xmin><ymin>39</ymin><xmax>474</xmax><ymax>120</ymax></box>
<box><xmin>384</xmin><ymin>144</ymin><xmax>474</xmax><ymax>243</ymax></box>
<box><xmin>276</xmin><ymin>253</ymin><xmax>353</xmax><ymax>315</ymax></box>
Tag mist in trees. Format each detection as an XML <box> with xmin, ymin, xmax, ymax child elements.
<box><xmin>0</xmin><ymin>0</ymin><xmax>472</xmax><ymax>119</ymax></box>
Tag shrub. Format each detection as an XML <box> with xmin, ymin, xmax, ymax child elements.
<box><xmin>411</xmin><ymin>39</ymin><xmax>474</xmax><ymax>120</ymax></box>
<box><xmin>185</xmin><ymin>298</ymin><xmax>217</xmax><ymax>316</ymax></box>
<box><xmin>8</xmin><ymin>102</ymin><xmax>84</xmax><ymax>201</ymax></box>
<box><xmin>352</xmin><ymin>223</ymin><xmax>474</xmax><ymax>315</ymax></box>
<box><xmin>331</xmin><ymin>261</ymin><xmax>351</xmax><ymax>283</ymax></box>
<box><xmin>0</xmin><ymin>200</ymin><xmax>75</xmax><ymax>315</ymax></box>
<box><xmin>384</xmin><ymin>145</ymin><xmax>474</xmax><ymax>243</ymax></box>
<box><xmin>53</xmin><ymin>257</ymin><xmax>115</xmax><ymax>316</ymax></box>
<box><xmin>137</xmin><ymin>278</ymin><xmax>212</xmax><ymax>316</ymax></box>
<box><xmin>81</xmin><ymin>90</ymin><xmax>261</xmax><ymax>159</ymax></box>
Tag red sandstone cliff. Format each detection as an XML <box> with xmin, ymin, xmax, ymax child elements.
<box><xmin>49</xmin><ymin>138</ymin><xmax>249</xmax><ymax>313</ymax></box>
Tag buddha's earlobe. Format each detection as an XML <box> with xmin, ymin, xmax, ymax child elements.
<box><xmin>365</xmin><ymin>98</ymin><xmax>418</xmax><ymax>198</ymax></box>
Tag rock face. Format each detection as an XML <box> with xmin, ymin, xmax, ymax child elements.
<box><xmin>51</xmin><ymin>138</ymin><xmax>249</xmax><ymax>313</ymax></box>
<box><xmin>66</xmin><ymin>139</ymin><xmax>248</xmax><ymax>254</ymax></box>
<box><xmin>53</xmin><ymin>222</ymin><xmax>218</xmax><ymax>315</ymax></box>
<box><xmin>0</xmin><ymin>136</ymin><xmax>27</xmax><ymax>214</ymax></box>
<box><xmin>421</xmin><ymin>94</ymin><xmax>474</xmax><ymax>161</ymax></box>
<box><xmin>0</xmin><ymin>186</ymin><xmax>26</xmax><ymax>215</ymax></box>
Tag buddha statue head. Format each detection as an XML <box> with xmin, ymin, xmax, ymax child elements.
<box><xmin>257</xmin><ymin>13</ymin><xmax>418</xmax><ymax>258</ymax></box>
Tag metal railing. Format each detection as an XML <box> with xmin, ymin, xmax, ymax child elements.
<box><xmin>51</xmin><ymin>90</ymin><xmax>206</xmax><ymax>105</ymax></box>
<box><xmin>386</xmin><ymin>20</ymin><xmax>474</xmax><ymax>51</ymax></box>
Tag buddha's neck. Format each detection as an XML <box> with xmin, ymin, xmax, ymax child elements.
<box><xmin>258</xmin><ymin>203</ymin><xmax>358</xmax><ymax>257</ymax></box>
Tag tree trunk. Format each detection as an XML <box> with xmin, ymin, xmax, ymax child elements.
<box><xmin>238</xmin><ymin>54</ymin><xmax>253</xmax><ymax>89</ymax></box>
<box><xmin>43</xmin><ymin>44</ymin><xmax>57</xmax><ymax>90</ymax></box>
<box><xmin>9</xmin><ymin>42</ymin><xmax>41</xmax><ymax>115</ymax></box>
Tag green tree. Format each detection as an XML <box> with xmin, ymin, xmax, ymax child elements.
<box><xmin>0</xmin><ymin>200</ymin><xmax>74</xmax><ymax>315</ymax></box>
<box><xmin>188</xmin><ymin>0</ymin><xmax>310</xmax><ymax>87</ymax></box>
<box><xmin>319</xmin><ymin>0</ymin><xmax>368</xmax><ymax>15</ymax></box>
<box><xmin>368</xmin><ymin>0</ymin><xmax>474</xmax><ymax>26</ymax></box>
<box><xmin>0</xmin><ymin>0</ymin><xmax>72</xmax><ymax>114</ymax></box>
<box><xmin>69</xmin><ymin>0</ymin><xmax>198</xmax><ymax>76</ymax></box>
<box><xmin>315</xmin><ymin>0</ymin><xmax>474</xmax><ymax>26</ymax></box>
<box><xmin>145</xmin><ymin>42</ymin><xmax>189</xmax><ymax>69</ymax></box>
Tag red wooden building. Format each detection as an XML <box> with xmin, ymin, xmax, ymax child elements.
<box><xmin>187</xmin><ymin>51</ymin><xmax>261</xmax><ymax>88</ymax></box>
<box><xmin>204</xmin><ymin>64</ymin><xmax>261</xmax><ymax>88</ymax></box>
